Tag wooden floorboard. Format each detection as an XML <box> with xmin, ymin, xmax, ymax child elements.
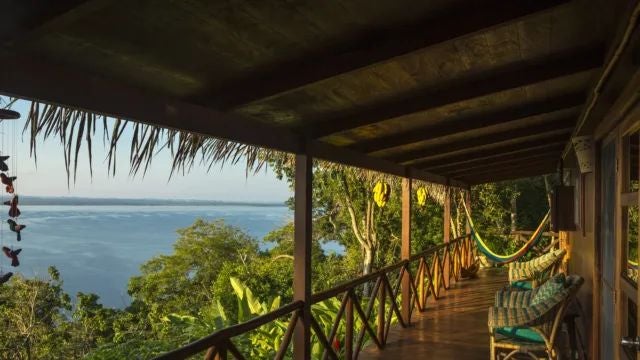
<box><xmin>360</xmin><ymin>268</ymin><xmax>508</xmax><ymax>360</ymax></box>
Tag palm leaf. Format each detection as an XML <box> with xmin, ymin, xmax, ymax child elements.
<box><xmin>1</xmin><ymin>97</ymin><xmax>450</xmax><ymax>203</ymax></box>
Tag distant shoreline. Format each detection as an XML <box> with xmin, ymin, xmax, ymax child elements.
<box><xmin>18</xmin><ymin>196</ymin><xmax>286</xmax><ymax>207</ymax></box>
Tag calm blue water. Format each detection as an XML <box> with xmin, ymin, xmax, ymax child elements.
<box><xmin>1</xmin><ymin>205</ymin><xmax>292</xmax><ymax>308</ymax></box>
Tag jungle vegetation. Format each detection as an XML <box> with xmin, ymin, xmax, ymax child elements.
<box><xmin>0</xmin><ymin>175</ymin><xmax>551</xmax><ymax>359</ymax></box>
<box><xmin>0</xmin><ymin>97</ymin><xmax>554</xmax><ymax>358</ymax></box>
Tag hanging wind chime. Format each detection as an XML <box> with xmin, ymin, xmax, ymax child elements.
<box><xmin>0</xmin><ymin>108</ymin><xmax>26</xmax><ymax>286</ymax></box>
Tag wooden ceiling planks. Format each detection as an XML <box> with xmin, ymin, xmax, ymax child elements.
<box><xmin>388</xmin><ymin>117</ymin><xmax>575</xmax><ymax>164</ymax></box>
<box><xmin>349</xmin><ymin>92</ymin><xmax>585</xmax><ymax>153</ymax></box>
<box><xmin>442</xmin><ymin>153</ymin><xmax>561</xmax><ymax>177</ymax></box>
<box><xmin>302</xmin><ymin>46</ymin><xmax>602</xmax><ymax>139</ymax></box>
<box><xmin>459</xmin><ymin>163</ymin><xmax>558</xmax><ymax>185</ymax></box>
<box><xmin>426</xmin><ymin>144</ymin><xmax>565</xmax><ymax>173</ymax></box>
<box><xmin>409</xmin><ymin>135</ymin><xmax>570</xmax><ymax>169</ymax></box>
<box><xmin>0</xmin><ymin>0</ymin><xmax>619</xmax><ymax>186</ymax></box>
<box><xmin>328</xmin><ymin>70</ymin><xmax>594</xmax><ymax>147</ymax></box>
<box><xmin>203</xmin><ymin>0</ymin><xmax>570</xmax><ymax>110</ymax></box>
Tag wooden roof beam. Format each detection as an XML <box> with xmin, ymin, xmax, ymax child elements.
<box><xmin>390</xmin><ymin>117</ymin><xmax>575</xmax><ymax>163</ymax></box>
<box><xmin>205</xmin><ymin>0</ymin><xmax>570</xmax><ymax>110</ymax></box>
<box><xmin>460</xmin><ymin>164</ymin><xmax>557</xmax><ymax>185</ymax></box>
<box><xmin>410</xmin><ymin>136</ymin><xmax>569</xmax><ymax>169</ymax></box>
<box><xmin>306</xmin><ymin>46</ymin><xmax>603</xmax><ymax>138</ymax></box>
<box><xmin>444</xmin><ymin>156</ymin><xmax>559</xmax><ymax>178</ymax></box>
<box><xmin>425</xmin><ymin>143</ymin><xmax>565</xmax><ymax>173</ymax></box>
<box><xmin>0</xmin><ymin>54</ymin><xmax>467</xmax><ymax>189</ymax></box>
<box><xmin>439</xmin><ymin>151</ymin><xmax>562</xmax><ymax>176</ymax></box>
<box><xmin>351</xmin><ymin>92</ymin><xmax>584</xmax><ymax>153</ymax></box>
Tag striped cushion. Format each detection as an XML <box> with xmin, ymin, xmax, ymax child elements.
<box><xmin>488</xmin><ymin>288</ymin><xmax>568</xmax><ymax>329</ymax></box>
<box><xmin>495</xmin><ymin>288</ymin><xmax>537</xmax><ymax>308</ymax></box>
<box><xmin>531</xmin><ymin>273</ymin><xmax>565</xmax><ymax>305</ymax></box>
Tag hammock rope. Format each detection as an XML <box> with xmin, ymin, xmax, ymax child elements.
<box><xmin>462</xmin><ymin>201</ymin><xmax>550</xmax><ymax>265</ymax></box>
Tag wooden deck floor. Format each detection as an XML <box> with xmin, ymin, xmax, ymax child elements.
<box><xmin>360</xmin><ymin>268</ymin><xmax>507</xmax><ymax>360</ymax></box>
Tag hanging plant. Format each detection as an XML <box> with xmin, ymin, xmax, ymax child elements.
<box><xmin>373</xmin><ymin>181</ymin><xmax>391</xmax><ymax>208</ymax></box>
<box><xmin>417</xmin><ymin>187</ymin><xmax>428</xmax><ymax>207</ymax></box>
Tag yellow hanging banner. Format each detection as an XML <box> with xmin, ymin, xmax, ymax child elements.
<box><xmin>417</xmin><ymin>187</ymin><xmax>428</xmax><ymax>207</ymax></box>
<box><xmin>373</xmin><ymin>181</ymin><xmax>391</xmax><ymax>208</ymax></box>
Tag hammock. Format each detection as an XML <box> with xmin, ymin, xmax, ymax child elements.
<box><xmin>462</xmin><ymin>201</ymin><xmax>550</xmax><ymax>265</ymax></box>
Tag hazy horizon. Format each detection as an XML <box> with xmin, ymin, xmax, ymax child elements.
<box><xmin>19</xmin><ymin>194</ymin><xmax>287</xmax><ymax>206</ymax></box>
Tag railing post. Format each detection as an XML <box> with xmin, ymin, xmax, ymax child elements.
<box><xmin>377</xmin><ymin>276</ymin><xmax>386</xmax><ymax>344</ymax></box>
<box><xmin>294</xmin><ymin>153</ymin><xmax>312</xmax><ymax>360</ymax></box>
<box><xmin>345</xmin><ymin>292</ymin><xmax>354</xmax><ymax>360</ymax></box>
<box><xmin>443</xmin><ymin>187</ymin><xmax>451</xmax><ymax>288</ymax></box>
<box><xmin>214</xmin><ymin>345</ymin><xmax>226</xmax><ymax>360</ymax></box>
<box><xmin>401</xmin><ymin>177</ymin><xmax>412</xmax><ymax>324</ymax></box>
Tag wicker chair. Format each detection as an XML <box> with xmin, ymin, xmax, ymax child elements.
<box><xmin>488</xmin><ymin>274</ymin><xmax>584</xmax><ymax>360</ymax></box>
<box><xmin>508</xmin><ymin>249</ymin><xmax>566</xmax><ymax>289</ymax></box>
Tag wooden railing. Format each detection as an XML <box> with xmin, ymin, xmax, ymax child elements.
<box><xmin>155</xmin><ymin>234</ymin><xmax>477</xmax><ymax>360</ymax></box>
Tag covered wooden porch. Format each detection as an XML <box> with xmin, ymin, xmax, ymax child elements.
<box><xmin>1</xmin><ymin>0</ymin><xmax>636</xmax><ymax>359</ymax></box>
<box><xmin>360</xmin><ymin>268</ymin><xmax>506</xmax><ymax>360</ymax></box>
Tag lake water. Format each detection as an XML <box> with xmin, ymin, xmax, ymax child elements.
<box><xmin>1</xmin><ymin>205</ymin><xmax>292</xmax><ymax>308</ymax></box>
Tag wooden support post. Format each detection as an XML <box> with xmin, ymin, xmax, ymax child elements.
<box><xmin>293</xmin><ymin>154</ymin><xmax>312</xmax><ymax>360</ymax></box>
<box><xmin>401</xmin><ymin>178</ymin><xmax>412</xmax><ymax>324</ymax></box>
<box><xmin>345</xmin><ymin>293</ymin><xmax>354</xmax><ymax>360</ymax></box>
<box><xmin>377</xmin><ymin>278</ymin><xmax>386</xmax><ymax>344</ymax></box>
<box><xmin>443</xmin><ymin>188</ymin><xmax>451</xmax><ymax>288</ymax></box>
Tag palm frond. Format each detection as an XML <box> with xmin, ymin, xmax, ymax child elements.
<box><xmin>7</xmin><ymin>98</ymin><xmax>450</xmax><ymax>202</ymax></box>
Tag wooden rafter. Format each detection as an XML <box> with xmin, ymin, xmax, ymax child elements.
<box><xmin>426</xmin><ymin>144</ymin><xmax>565</xmax><ymax>173</ymax></box>
<box><xmin>460</xmin><ymin>164</ymin><xmax>557</xmax><ymax>185</ymax></box>
<box><xmin>444</xmin><ymin>156</ymin><xmax>559</xmax><ymax>178</ymax></box>
<box><xmin>351</xmin><ymin>92</ymin><xmax>584</xmax><ymax>153</ymax></box>
<box><xmin>440</xmin><ymin>151</ymin><xmax>563</xmax><ymax>176</ymax></box>
<box><xmin>203</xmin><ymin>0</ymin><xmax>571</xmax><ymax>110</ymax></box>
<box><xmin>305</xmin><ymin>46</ymin><xmax>602</xmax><ymax>138</ymax></box>
<box><xmin>411</xmin><ymin>137</ymin><xmax>569</xmax><ymax>169</ymax></box>
<box><xmin>390</xmin><ymin>117</ymin><xmax>575</xmax><ymax>163</ymax></box>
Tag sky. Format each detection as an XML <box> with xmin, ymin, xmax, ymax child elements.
<box><xmin>3</xmin><ymin>99</ymin><xmax>292</xmax><ymax>202</ymax></box>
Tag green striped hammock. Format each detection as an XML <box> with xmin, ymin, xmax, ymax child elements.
<box><xmin>462</xmin><ymin>201</ymin><xmax>550</xmax><ymax>265</ymax></box>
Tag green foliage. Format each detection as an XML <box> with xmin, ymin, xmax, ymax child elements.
<box><xmin>470</xmin><ymin>176</ymin><xmax>551</xmax><ymax>257</ymax></box>
<box><xmin>0</xmin><ymin>267</ymin><xmax>73</xmax><ymax>359</ymax></box>
<box><xmin>0</xmin><ymin>174</ymin><xmax>552</xmax><ymax>359</ymax></box>
<box><xmin>127</xmin><ymin>219</ymin><xmax>260</xmax><ymax>324</ymax></box>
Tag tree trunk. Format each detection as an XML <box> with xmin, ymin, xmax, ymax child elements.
<box><xmin>363</xmin><ymin>246</ymin><xmax>374</xmax><ymax>275</ymax></box>
<box><xmin>362</xmin><ymin>245</ymin><xmax>375</xmax><ymax>295</ymax></box>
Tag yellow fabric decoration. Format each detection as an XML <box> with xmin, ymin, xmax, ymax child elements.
<box><xmin>373</xmin><ymin>181</ymin><xmax>391</xmax><ymax>208</ymax></box>
<box><xmin>417</xmin><ymin>187</ymin><xmax>428</xmax><ymax>206</ymax></box>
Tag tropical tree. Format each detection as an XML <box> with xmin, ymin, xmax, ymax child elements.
<box><xmin>0</xmin><ymin>267</ymin><xmax>72</xmax><ymax>360</ymax></box>
<box><xmin>127</xmin><ymin>219</ymin><xmax>260</xmax><ymax>325</ymax></box>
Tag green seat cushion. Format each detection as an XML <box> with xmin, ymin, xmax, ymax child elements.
<box><xmin>496</xmin><ymin>327</ymin><xmax>545</xmax><ymax>343</ymax></box>
<box><xmin>531</xmin><ymin>273</ymin><xmax>566</xmax><ymax>305</ymax></box>
<box><xmin>510</xmin><ymin>281</ymin><xmax>533</xmax><ymax>290</ymax></box>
